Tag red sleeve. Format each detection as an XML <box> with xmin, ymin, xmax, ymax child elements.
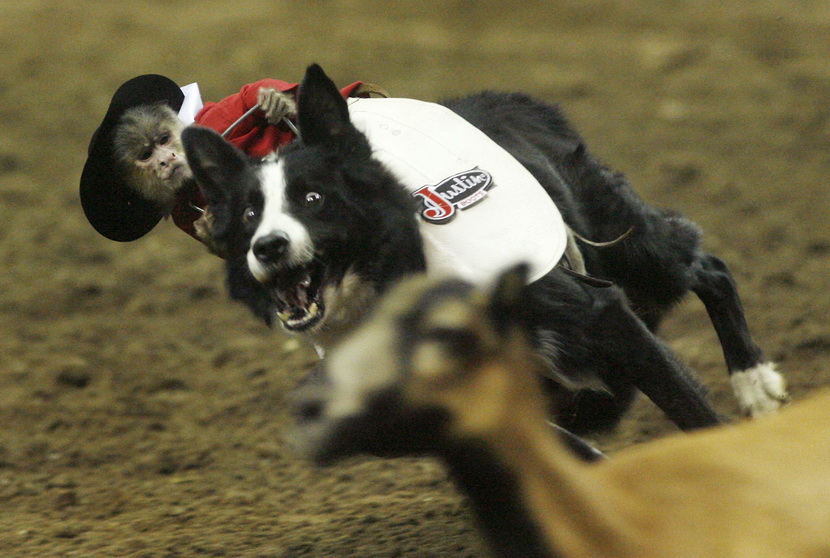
<box><xmin>195</xmin><ymin>79</ymin><xmax>367</xmax><ymax>158</ymax></box>
<box><xmin>194</xmin><ymin>79</ymin><xmax>297</xmax><ymax>158</ymax></box>
<box><xmin>195</xmin><ymin>79</ymin><xmax>298</xmax><ymax>136</ymax></box>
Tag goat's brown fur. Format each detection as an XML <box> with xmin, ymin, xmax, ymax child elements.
<box><xmin>294</xmin><ymin>268</ymin><xmax>830</xmax><ymax>557</ymax></box>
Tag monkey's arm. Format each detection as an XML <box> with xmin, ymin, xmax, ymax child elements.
<box><xmin>257</xmin><ymin>88</ymin><xmax>297</xmax><ymax>124</ymax></box>
<box><xmin>195</xmin><ymin>78</ymin><xmax>367</xmax><ymax>157</ymax></box>
<box><xmin>196</xmin><ymin>79</ymin><xmax>298</xmax><ymax>133</ymax></box>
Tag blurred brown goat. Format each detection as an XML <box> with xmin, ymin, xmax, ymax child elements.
<box><xmin>292</xmin><ymin>265</ymin><xmax>830</xmax><ymax>558</ymax></box>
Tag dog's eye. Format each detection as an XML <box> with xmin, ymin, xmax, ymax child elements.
<box><xmin>305</xmin><ymin>192</ymin><xmax>324</xmax><ymax>208</ymax></box>
<box><xmin>242</xmin><ymin>207</ymin><xmax>258</xmax><ymax>225</ymax></box>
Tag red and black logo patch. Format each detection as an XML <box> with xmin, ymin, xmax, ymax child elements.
<box><xmin>412</xmin><ymin>168</ymin><xmax>494</xmax><ymax>224</ymax></box>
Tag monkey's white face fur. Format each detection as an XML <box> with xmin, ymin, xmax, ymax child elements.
<box><xmin>114</xmin><ymin>103</ymin><xmax>193</xmax><ymax>213</ymax></box>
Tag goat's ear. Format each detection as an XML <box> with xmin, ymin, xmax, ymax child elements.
<box><xmin>297</xmin><ymin>63</ymin><xmax>356</xmax><ymax>147</ymax></box>
<box><xmin>487</xmin><ymin>263</ymin><xmax>529</xmax><ymax>335</ymax></box>
<box><xmin>182</xmin><ymin>125</ymin><xmax>249</xmax><ymax>206</ymax></box>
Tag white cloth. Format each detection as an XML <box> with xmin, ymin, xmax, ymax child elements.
<box><xmin>347</xmin><ymin>97</ymin><xmax>567</xmax><ymax>285</ymax></box>
<box><xmin>178</xmin><ymin>83</ymin><xmax>204</xmax><ymax>126</ymax></box>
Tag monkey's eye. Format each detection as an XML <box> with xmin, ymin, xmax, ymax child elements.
<box><xmin>138</xmin><ymin>148</ymin><xmax>153</xmax><ymax>162</ymax></box>
<box><xmin>305</xmin><ymin>192</ymin><xmax>324</xmax><ymax>209</ymax></box>
<box><xmin>158</xmin><ymin>134</ymin><xmax>170</xmax><ymax>145</ymax></box>
<box><xmin>242</xmin><ymin>207</ymin><xmax>258</xmax><ymax>225</ymax></box>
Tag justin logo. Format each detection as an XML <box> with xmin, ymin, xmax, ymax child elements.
<box><xmin>412</xmin><ymin>168</ymin><xmax>494</xmax><ymax>224</ymax></box>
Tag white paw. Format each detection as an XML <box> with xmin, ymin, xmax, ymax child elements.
<box><xmin>730</xmin><ymin>362</ymin><xmax>789</xmax><ymax>418</ymax></box>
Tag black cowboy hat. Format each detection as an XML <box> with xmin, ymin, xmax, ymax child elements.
<box><xmin>79</xmin><ymin>74</ymin><xmax>184</xmax><ymax>242</ymax></box>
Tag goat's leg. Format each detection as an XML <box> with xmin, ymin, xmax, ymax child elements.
<box><xmin>690</xmin><ymin>253</ymin><xmax>788</xmax><ymax>417</ymax></box>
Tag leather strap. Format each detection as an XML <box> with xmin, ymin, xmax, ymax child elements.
<box><xmin>352</xmin><ymin>82</ymin><xmax>390</xmax><ymax>98</ymax></box>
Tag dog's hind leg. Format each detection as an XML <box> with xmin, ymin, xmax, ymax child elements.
<box><xmin>562</xmin><ymin>148</ymin><xmax>787</xmax><ymax>417</ymax></box>
<box><xmin>690</xmin><ymin>254</ymin><xmax>788</xmax><ymax>417</ymax></box>
<box><xmin>552</xmin><ymin>379</ymin><xmax>640</xmax><ymax>435</ymax></box>
<box><xmin>590</xmin><ymin>295</ymin><xmax>723</xmax><ymax>431</ymax></box>
<box><xmin>539</xmin><ymin>276</ymin><xmax>723</xmax><ymax>434</ymax></box>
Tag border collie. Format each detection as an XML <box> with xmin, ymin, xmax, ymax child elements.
<box><xmin>182</xmin><ymin>64</ymin><xmax>787</xmax><ymax>433</ymax></box>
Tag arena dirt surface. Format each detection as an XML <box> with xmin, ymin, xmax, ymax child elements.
<box><xmin>1</xmin><ymin>1</ymin><xmax>829</xmax><ymax>556</ymax></box>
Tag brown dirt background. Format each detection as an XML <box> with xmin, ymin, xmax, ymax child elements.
<box><xmin>1</xmin><ymin>1</ymin><xmax>829</xmax><ymax>556</ymax></box>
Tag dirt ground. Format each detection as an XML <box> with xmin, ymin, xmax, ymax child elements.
<box><xmin>1</xmin><ymin>1</ymin><xmax>829</xmax><ymax>556</ymax></box>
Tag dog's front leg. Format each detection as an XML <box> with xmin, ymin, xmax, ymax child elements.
<box><xmin>690</xmin><ymin>254</ymin><xmax>789</xmax><ymax>417</ymax></box>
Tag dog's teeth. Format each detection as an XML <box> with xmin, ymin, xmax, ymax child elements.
<box><xmin>277</xmin><ymin>311</ymin><xmax>292</xmax><ymax>322</ymax></box>
<box><xmin>308</xmin><ymin>302</ymin><xmax>318</xmax><ymax>316</ymax></box>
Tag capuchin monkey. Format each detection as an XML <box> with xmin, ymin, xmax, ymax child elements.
<box><xmin>110</xmin><ymin>88</ymin><xmax>296</xmax><ymax>248</ymax></box>
<box><xmin>113</xmin><ymin>102</ymin><xmax>191</xmax><ymax>214</ymax></box>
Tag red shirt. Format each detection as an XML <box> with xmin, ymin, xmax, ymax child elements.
<box><xmin>171</xmin><ymin>79</ymin><xmax>365</xmax><ymax>239</ymax></box>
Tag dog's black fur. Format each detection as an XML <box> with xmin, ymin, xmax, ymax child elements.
<box><xmin>183</xmin><ymin>64</ymin><xmax>784</xmax><ymax>434</ymax></box>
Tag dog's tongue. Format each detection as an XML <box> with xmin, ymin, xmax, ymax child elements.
<box><xmin>281</xmin><ymin>285</ymin><xmax>308</xmax><ymax>309</ymax></box>
<box><xmin>277</xmin><ymin>273</ymin><xmax>312</xmax><ymax>310</ymax></box>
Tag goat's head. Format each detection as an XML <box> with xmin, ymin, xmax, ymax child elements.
<box><xmin>291</xmin><ymin>264</ymin><xmax>550</xmax><ymax>464</ymax></box>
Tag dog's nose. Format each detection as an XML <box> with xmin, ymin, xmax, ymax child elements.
<box><xmin>253</xmin><ymin>232</ymin><xmax>290</xmax><ymax>263</ymax></box>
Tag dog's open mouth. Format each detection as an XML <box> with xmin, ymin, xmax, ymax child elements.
<box><xmin>266</xmin><ymin>262</ymin><xmax>326</xmax><ymax>332</ymax></box>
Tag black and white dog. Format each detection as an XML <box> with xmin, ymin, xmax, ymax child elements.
<box><xmin>182</xmin><ymin>64</ymin><xmax>787</xmax><ymax>434</ymax></box>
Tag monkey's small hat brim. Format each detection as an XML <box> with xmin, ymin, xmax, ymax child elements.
<box><xmin>80</xmin><ymin>74</ymin><xmax>185</xmax><ymax>242</ymax></box>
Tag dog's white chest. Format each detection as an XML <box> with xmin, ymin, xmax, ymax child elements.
<box><xmin>347</xmin><ymin>97</ymin><xmax>567</xmax><ymax>284</ymax></box>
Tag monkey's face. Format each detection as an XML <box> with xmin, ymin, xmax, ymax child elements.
<box><xmin>114</xmin><ymin>104</ymin><xmax>192</xmax><ymax>212</ymax></box>
<box><xmin>134</xmin><ymin>130</ymin><xmax>192</xmax><ymax>183</ymax></box>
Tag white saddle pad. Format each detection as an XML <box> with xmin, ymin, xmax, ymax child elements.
<box><xmin>347</xmin><ymin>97</ymin><xmax>567</xmax><ymax>285</ymax></box>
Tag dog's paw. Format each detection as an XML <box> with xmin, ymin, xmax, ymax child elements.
<box><xmin>730</xmin><ymin>362</ymin><xmax>790</xmax><ymax>418</ymax></box>
<box><xmin>257</xmin><ymin>87</ymin><xmax>297</xmax><ymax>124</ymax></box>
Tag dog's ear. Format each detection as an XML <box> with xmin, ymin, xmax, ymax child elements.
<box><xmin>182</xmin><ymin>126</ymin><xmax>250</xmax><ymax>206</ymax></box>
<box><xmin>297</xmin><ymin>64</ymin><xmax>356</xmax><ymax>147</ymax></box>
<box><xmin>486</xmin><ymin>263</ymin><xmax>530</xmax><ymax>337</ymax></box>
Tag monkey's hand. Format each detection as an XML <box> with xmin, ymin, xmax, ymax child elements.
<box><xmin>194</xmin><ymin>207</ymin><xmax>227</xmax><ymax>258</ymax></box>
<box><xmin>257</xmin><ymin>88</ymin><xmax>297</xmax><ymax>125</ymax></box>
